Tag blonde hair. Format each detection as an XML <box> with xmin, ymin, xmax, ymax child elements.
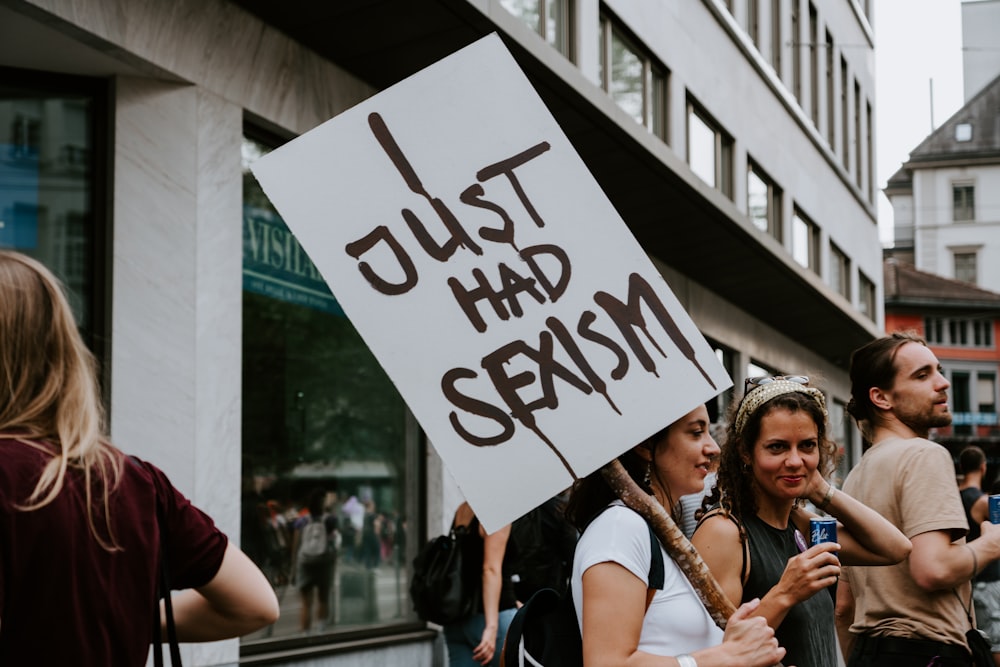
<box><xmin>0</xmin><ymin>250</ymin><xmax>122</xmax><ymax>549</ymax></box>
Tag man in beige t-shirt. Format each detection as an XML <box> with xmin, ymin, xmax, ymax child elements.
<box><xmin>838</xmin><ymin>332</ymin><xmax>1000</xmax><ymax>666</ymax></box>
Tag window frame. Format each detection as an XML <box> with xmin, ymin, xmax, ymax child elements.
<box><xmin>953</xmin><ymin>183</ymin><xmax>976</xmax><ymax>222</ymax></box>
<box><xmin>598</xmin><ymin>11</ymin><xmax>669</xmax><ymax>142</ymax></box>
<box><xmin>791</xmin><ymin>206</ymin><xmax>820</xmax><ymax>274</ymax></box>
<box><xmin>687</xmin><ymin>98</ymin><xmax>734</xmax><ymax>199</ymax></box>
<box><xmin>747</xmin><ymin>158</ymin><xmax>783</xmax><ymax>242</ymax></box>
<box><xmin>500</xmin><ymin>0</ymin><xmax>575</xmax><ymax>61</ymax></box>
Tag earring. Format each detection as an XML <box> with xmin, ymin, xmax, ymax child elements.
<box><xmin>643</xmin><ymin>461</ymin><xmax>651</xmax><ymax>486</ymax></box>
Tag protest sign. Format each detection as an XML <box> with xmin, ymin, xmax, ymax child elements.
<box><xmin>250</xmin><ymin>33</ymin><xmax>731</xmax><ymax>532</ymax></box>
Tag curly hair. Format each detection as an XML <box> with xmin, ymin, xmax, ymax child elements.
<box><xmin>702</xmin><ymin>387</ymin><xmax>837</xmax><ymax>529</ymax></box>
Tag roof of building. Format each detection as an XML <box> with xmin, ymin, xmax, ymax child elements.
<box><xmin>884</xmin><ymin>257</ymin><xmax>1000</xmax><ymax>309</ymax></box>
<box><xmin>886</xmin><ymin>72</ymin><xmax>1000</xmax><ymax>191</ymax></box>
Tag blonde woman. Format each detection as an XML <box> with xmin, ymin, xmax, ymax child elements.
<box><xmin>0</xmin><ymin>251</ymin><xmax>279</xmax><ymax>664</ymax></box>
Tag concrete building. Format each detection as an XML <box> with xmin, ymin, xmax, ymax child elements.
<box><xmin>0</xmin><ymin>0</ymin><xmax>880</xmax><ymax>664</ymax></box>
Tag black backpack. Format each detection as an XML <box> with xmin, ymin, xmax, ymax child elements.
<box><xmin>509</xmin><ymin>497</ymin><xmax>579</xmax><ymax>601</ymax></box>
<box><xmin>409</xmin><ymin>518</ymin><xmax>481</xmax><ymax>625</ymax></box>
<box><xmin>501</xmin><ymin>507</ymin><xmax>664</xmax><ymax>667</ymax></box>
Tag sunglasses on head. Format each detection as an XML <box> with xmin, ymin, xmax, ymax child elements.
<box><xmin>743</xmin><ymin>375</ymin><xmax>810</xmax><ymax>394</ymax></box>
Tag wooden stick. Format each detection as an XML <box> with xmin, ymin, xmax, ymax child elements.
<box><xmin>601</xmin><ymin>459</ymin><xmax>785</xmax><ymax>667</ymax></box>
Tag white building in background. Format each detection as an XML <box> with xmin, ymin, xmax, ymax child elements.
<box><xmin>0</xmin><ymin>0</ymin><xmax>879</xmax><ymax>665</ymax></box>
<box><xmin>885</xmin><ymin>0</ymin><xmax>1000</xmax><ymax>292</ymax></box>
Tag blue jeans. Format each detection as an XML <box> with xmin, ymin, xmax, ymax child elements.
<box><xmin>443</xmin><ymin>608</ymin><xmax>517</xmax><ymax>667</ymax></box>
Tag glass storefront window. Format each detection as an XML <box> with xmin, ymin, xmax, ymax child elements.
<box><xmin>240</xmin><ymin>132</ymin><xmax>420</xmax><ymax>645</ymax></box>
<box><xmin>0</xmin><ymin>69</ymin><xmax>102</xmax><ymax>343</ymax></box>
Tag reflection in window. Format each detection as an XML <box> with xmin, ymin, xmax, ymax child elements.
<box><xmin>0</xmin><ymin>70</ymin><xmax>99</xmax><ymax>342</ymax></box>
<box><xmin>599</xmin><ymin>14</ymin><xmax>668</xmax><ymax>141</ymax></box>
<box><xmin>791</xmin><ymin>207</ymin><xmax>819</xmax><ymax>273</ymax></box>
<box><xmin>747</xmin><ymin>160</ymin><xmax>782</xmax><ymax>241</ymax></box>
<box><xmin>687</xmin><ymin>101</ymin><xmax>733</xmax><ymax>198</ymax></box>
<box><xmin>500</xmin><ymin>0</ymin><xmax>572</xmax><ymax>58</ymax></box>
<box><xmin>954</xmin><ymin>184</ymin><xmax>975</xmax><ymax>222</ymax></box>
<box><xmin>241</xmin><ymin>133</ymin><xmax>417</xmax><ymax>646</ymax></box>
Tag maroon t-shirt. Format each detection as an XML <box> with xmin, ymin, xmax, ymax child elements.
<box><xmin>0</xmin><ymin>439</ymin><xmax>228</xmax><ymax>665</ymax></box>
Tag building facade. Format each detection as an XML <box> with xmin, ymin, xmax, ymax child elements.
<box><xmin>1</xmin><ymin>0</ymin><xmax>880</xmax><ymax>665</ymax></box>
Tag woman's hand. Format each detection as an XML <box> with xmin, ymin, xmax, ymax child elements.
<box><xmin>471</xmin><ymin>622</ymin><xmax>498</xmax><ymax>665</ymax></box>
<box><xmin>774</xmin><ymin>542</ymin><xmax>841</xmax><ymax>606</ymax></box>
<box><xmin>709</xmin><ymin>598</ymin><xmax>786</xmax><ymax>667</ymax></box>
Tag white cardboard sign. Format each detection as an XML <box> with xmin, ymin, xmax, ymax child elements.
<box><xmin>250</xmin><ymin>34</ymin><xmax>731</xmax><ymax>532</ymax></box>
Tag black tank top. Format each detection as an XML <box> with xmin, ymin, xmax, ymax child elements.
<box><xmin>961</xmin><ymin>487</ymin><xmax>1000</xmax><ymax>582</ymax></box>
<box><xmin>741</xmin><ymin>514</ymin><xmax>838</xmax><ymax>667</ymax></box>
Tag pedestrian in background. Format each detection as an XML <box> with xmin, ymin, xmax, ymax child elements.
<box><xmin>692</xmin><ymin>375</ymin><xmax>910</xmax><ymax>667</ymax></box>
<box><xmin>0</xmin><ymin>250</ymin><xmax>279</xmax><ymax>664</ymax></box>
<box><xmin>958</xmin><ymin>445</ymin><xmax>1000</xmax><ymax>666</ymax></box>
<box><xmin>837</xmin><ymin>332</ymin><xmax>1000</xmax><ymax>666</ymax></box>
<box><xmin>443</xmin><ymin>501</ymin><xmax>516</xmax><ymax>667</ymax></box>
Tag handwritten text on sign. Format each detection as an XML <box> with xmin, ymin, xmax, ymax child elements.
<box><xmin>250</xmin><ymin>34</ymin><xmax>730</xmax><ymax>532</ymax></box>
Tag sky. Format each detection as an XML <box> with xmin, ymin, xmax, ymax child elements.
<box><xmin>873</xmin><ymin>0</ymin><xmax>966</xmax><ymax>245</ymax></box>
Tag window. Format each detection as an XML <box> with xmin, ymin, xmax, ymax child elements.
<box><xmin>706</xmin><ymin>339</ymin><xmax>736</xmax><ymax>423</ymax></box>
<box><xmin>925</xmin><ymin>317</ymin><xmax>944</xmax><ymax>344</ymax></box>
<box><xmin>809</xmin><ymin>3</ymin><xmax>819</xmax><ymax>127</ymax></box>
<box><xmin>979</xmin><ymin>373</ymin><xmax>996</xmax><ymax>413</ymax></box>
<box><xmin>858</xmin><ymin>271</ymin><xmax>876</xmax><ymax>321</ymax></box>
<box><xmin>825</xmin><ymin>31</ymin><xmax>834</xmax><ymax>146</ymax></box>
<box><xmin>956</xmin><ymin>123</ymin><xmax>973</xmax><ymax>142</ymax></box>
<box><xmin>791</xmin><ymin>0</ymin><xmax>801</xmax><ymax>102</ymax></box>
<box><xmin>829</xmin><ymin>242</ymin><xmax>849</xmax><ymax>299</ymax></box>
<box><xmin>866</xmin><ymin>101</ymin><xmax>874</xmax><ymax>203</ymax></box>
<box><xmin>953</xmin><ymin>371</ymin><xmax>972</xmax><ymax>435</ymax></box>
<box><xmin>791</xmin><ymin>207</ymin><xmax>819</xmax><ymax>273</ymax></box>
<box><xmin>241</xmin><ymin>131</ymin><xmax>419</xmax><ymax>646</ymax></box>
<box><xmin>687</xmin><ymin>100</ymin><xmax>733</xmax><ymax>198</ymax></box>
<box><xmin>953</xmin><ymin>184</ymin><xmax>975</xmax><ymax>222</ymax></box>
<box><xmin>924</xmin><ymin>317</ymin><xmax>993</xmax><ymax>348</ymax></box>
<box><xmin>854</xmin><ymin>80</ymin><xmax>862</xmax><ymax>188</ymax></box>
<box><xmin>0</xmin><ymin>68</ymin><xmax>105</xmax><ymax>351</ymax></box>
<box><xmin>747</xmin><ymin>0</ymin><xmax>760</xmax><ymax>48</ymax></box>
<box><xmin>771</xmin><ymin>0</ymin><xmax>782</xmax><ymax>73</ymax></box>
<box><xmin>841</xmin><ymin>56</ymin><xmax>849</xmax><ymax>169</ymax></box>
<box><xmin>747</xmin><ymin>160</ymin><xmax>782</xmax><ymax>241</ymax></box>
<box><xmin>974</xmin><ymin>320</ymin><xmax>993</xmax><ymax>347</ymax></box>
<box><xmin>831</xmin><ymin>399</ymin><xmax>854</xmax><ymax>483</ymax></box>
<box><xmin>599</xmin><ymin>14</ymin><xmax>669</xmax><ymax>141</ymax></box>
<box><xmin>500</xmin><ymin>0</ymin><xmax>573</xmax><ymax>59</ymax></box>
<box><xmin>955</xmin><ymin>251</ymin><xmax>977</xmax><ymax>284</ymax></box>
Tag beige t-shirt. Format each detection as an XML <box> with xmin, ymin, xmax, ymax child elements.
<box><xmin>841</xmin><ymin>436</ymin><xmax>971</xmax><ymax>646</ymax></box>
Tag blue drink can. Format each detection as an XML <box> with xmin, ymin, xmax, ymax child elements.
<box><xmin>810</xmin><ymin>517</ymin><xmax>837</xmax><ymax>546</ymax></box>
<box><xmin>989</xmin><ymin>495</ymin><xmax>1000</xmax><ymax>524</ymax></box>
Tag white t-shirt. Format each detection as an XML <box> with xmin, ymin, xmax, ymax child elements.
<box><xmin>572</xmin><ymin>501</ymin><xmax>724</xmax><ymax>656</ymax></box>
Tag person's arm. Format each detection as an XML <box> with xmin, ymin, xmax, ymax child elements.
<box><xmin>580</xmin><ymin>562</ymin><xmax>784</xmax><ymax>667</ymax></box>
<box><xmin>972</xmin><ymin>494</ymin><xmax>989</xmax><ymax>526</ymax></box>
<box><xmin>473</xmin><ymin>521</ymin><xmax>511</xmax><ymax>666</ymax></box>
<box><xmin>797</xmin><ymin>476</ymin><xmax>911</xmax><ymax>566</ymax></box>
<box><xmin>689</xmin><ymin>514</ymin><xmax>746</xmax><ymax>606</ymax></box>
<box><xmin>909</xmin><ymin>522</ymin><xmax>1000</xmax><ymax>591</ymax></box>
<box><xmin>167</xmin><ymin>543</ymin><xmax>280</xmax><ymax>641</ymax></box>
<box><xmin>834</xmin><ymin>574</ymin><xmax>856</xmax><ymax>662</ymax></box>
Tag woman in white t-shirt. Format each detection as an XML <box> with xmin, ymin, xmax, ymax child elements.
<box><xmin>565</xmin><ymin>404</ymin><xmax>785</xmax><ymax>667</ymax></box>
